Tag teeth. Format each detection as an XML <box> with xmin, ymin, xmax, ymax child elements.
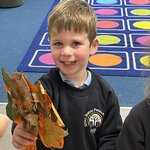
<box><xmin>64</xmin><ymin>61</ymin><xmax>74</xmax><ymax>65</ymax></box>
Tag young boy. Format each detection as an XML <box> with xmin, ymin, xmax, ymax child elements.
<box><xmin>12</xmin><ymin>0</ymin><xmax>122</xmax><ymax>149</ymax></box>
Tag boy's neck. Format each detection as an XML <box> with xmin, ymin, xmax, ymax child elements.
<box><xmin>74</xmin><ymin>71</ymin><xmax>88</xmax><ymax>88</ymax></box>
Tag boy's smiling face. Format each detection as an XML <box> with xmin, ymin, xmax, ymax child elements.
<box><xmin>50</xmin><ymin>30</ymin><xmax>98</xmax><ymax>80</ymax></box>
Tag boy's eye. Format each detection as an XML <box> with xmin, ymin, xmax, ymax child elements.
<box><xmin>72</xmin><ymin>41</ymin><xmax>81</xmax><ymax>47</ymax></box>
<box><xmin>53</xmin><ymin>42</ymin><xmax>63</xmax><ymax>48</ymax></box>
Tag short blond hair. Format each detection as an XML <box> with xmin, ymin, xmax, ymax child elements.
<box><xmin>48</xmin><ymin>0</ymin><xmax>97</xmax><ymax>44</ymax></box>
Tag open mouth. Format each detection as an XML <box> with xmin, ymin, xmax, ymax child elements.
<box><xmin>61</xmin><ymin>61</ymin><xmax>77</xmax><ymax>65</ymax></box>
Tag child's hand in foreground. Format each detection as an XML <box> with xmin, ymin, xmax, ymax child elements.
<box><xmin>12</xmin><ymin>124</ymin><xmax>37</xmax><ymax>149</ymax></box>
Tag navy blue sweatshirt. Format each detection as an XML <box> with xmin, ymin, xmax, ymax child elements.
<box><xmin>37</xmin><ymin>68</ymin><xmax>122</xmax><ymax>150</ymax></box>
<box><xmin>117</xmin><ymin>98</ymin><xmax>150</xmax><ymax>150</ymax></box>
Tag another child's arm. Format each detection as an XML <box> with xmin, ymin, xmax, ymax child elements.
<box><xmin>0</xmin><ymin>114</ymin><xmax>9</xmax><ymax>138</ymax></box>
<box><xmin>117</xmin><ymin>100</ymin><xmax>147</xmax><ymax>150</ymax></box>
<box><xmin>12</xmin><ymin>124</ymin><xmax>37</xmax><ymax>149</ymax></box>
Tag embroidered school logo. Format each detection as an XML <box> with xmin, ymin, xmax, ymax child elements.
<box><xmin>84</xmin><ymin>108</ymin><xmax>104</xmax><ymax>133</ymax></box>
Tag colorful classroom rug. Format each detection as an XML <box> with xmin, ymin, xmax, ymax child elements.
<box><xmin>17</xmin><ymin>0</ymin><xmax>150</xmax><ymax>77</ymax></box>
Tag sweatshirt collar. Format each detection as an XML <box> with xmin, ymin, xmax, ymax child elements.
<box><xmin>59</xmin><ymin>70</ymin><xmax>91</xmax><ymax>89</ymax></box>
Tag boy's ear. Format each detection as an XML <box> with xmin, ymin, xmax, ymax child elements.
<box><xmin>89</xmin><ymin>37</ymin><xmax>99</xmax><ymax>55</ymax></box>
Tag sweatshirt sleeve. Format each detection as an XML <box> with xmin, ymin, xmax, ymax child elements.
<box><xmin>116</xmin><ymin>104</ymin><xmax>145</xmax><ymax>150</ymax></box>
<box><xmin>97</xmin><ymin>89</ymin><xmax>122</xmax><ymax>150</ymax></box>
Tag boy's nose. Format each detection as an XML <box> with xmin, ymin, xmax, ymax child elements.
<box><xmin>61</xmin><ymin>46</ymin><xmax>73</xmax><ymax>56</ymax></box>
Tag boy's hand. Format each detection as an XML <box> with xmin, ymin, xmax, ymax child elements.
<box><xmin>12</xmin><ymin>124</ymin><xmax>37</xmax><ymax>149</ymax></box>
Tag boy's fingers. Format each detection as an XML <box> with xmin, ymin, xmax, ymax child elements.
<box><xmin>17</xmin><ymin>129</ymin><xmax>37</xmax><ymax>141</ymax></box>
<box><xmin>12</xmin><ymin>140</ymin><xmax>26</xmax><ymax>149</ymax></box>
<box><xmin>14</xmin><ymin>124</ymin><xmax>37</xmax><ymax>140</ymax></box>
<box><xmin>12</xmin><ymin>124</ymin><xmax>37</xmax><ymax>149</ymax></box>
<box><xmin>12</xmin><ymin>135</ymin><xmax>36</xmax><ymax>149</ymax></box>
